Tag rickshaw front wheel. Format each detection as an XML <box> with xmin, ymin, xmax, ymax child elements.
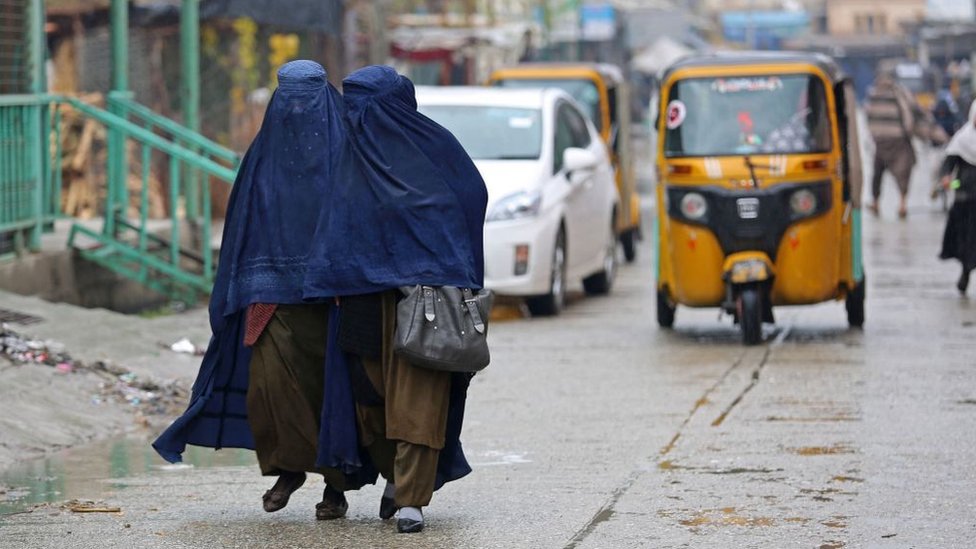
<box><xmin>738</xmin><ymin>286</ymin><xmax>763</xmax><ymax>345</ymax></box>
<box><xmin>656</xmin><ymin>289</ymin><xmax>675</xmax><ymax>328</ymax></box>
<box><xmin>846</xmin><ymin>277</ymin><xmax>866</xmax><ymax>328</ymax></box>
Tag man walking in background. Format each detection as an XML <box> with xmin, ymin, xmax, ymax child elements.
<box><xmin>865</xmin><ymin>69</ymin><xmax>928</xmax><ymax>218</ymax></box>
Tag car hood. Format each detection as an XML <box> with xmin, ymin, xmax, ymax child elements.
<box><xmin>472</xmin><ymin>159</ymin><xmax>546</xmax><ymax>211</ymax></box>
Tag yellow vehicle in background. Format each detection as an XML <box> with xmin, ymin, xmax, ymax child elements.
<box><xmin>488</xmin><ymin>63</ymin><xmax>642</xmax><ymax>261</ymax></box>
<box><xmin>655</xmin><ymin>52</ymin><xmax>865</xmax><ymax>344</ymax></box>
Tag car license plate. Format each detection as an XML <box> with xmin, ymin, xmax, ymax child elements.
<box><xmin>737</xmin><ymin>198</ymin><xmax>760</xmax><ymax>219</ymax></box>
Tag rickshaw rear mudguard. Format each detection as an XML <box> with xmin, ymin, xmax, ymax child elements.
<box><xmin>722</xmin><ymin>252</ymin><xmax>775</xmax><ymax>285</ymax></box>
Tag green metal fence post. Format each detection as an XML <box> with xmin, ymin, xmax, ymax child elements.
<box><xmin>181</xmin><ymin>0</ymin><xmax>200</xmax><ymax>220</ymax></box>
<box><xmin>107</xmin><ymin>0</ymin><xmax>130</xmax><ymax>237</ymax></box>
<box><xmin>27</xmin><ymin>0</ymin><xmax>45</xmax><ymax>250</ymax></box>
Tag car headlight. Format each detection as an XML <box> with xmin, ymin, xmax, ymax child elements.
<box><xmin>487</xmin><ymin>190</ymin><xmax>542</xmax><ymax>222</ymax></box>
<box><xmin>680</xmin><ymin>192</ymin><xmax>707</xmax><ymax>221</ymax></box>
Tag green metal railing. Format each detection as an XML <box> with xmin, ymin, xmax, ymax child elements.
<box><xmin>0</xmin><ymin>92</ymin><xmax>240</xmax><ymax>300</ymax></box>
<box><xmin>0</xmin><ymin>95</ymin><xmax>49</xmax><ymax>254</ymax></box>
<box><xmin>1</xmin><ymin>0</ymin><xmax>231</xmax><ymax>300</ymax></box>
<box><xmin>1</xmin><ymin>0</ymin><xmax>47</xmax><ymax>256</ymax></box>
<box><xmin>58</xmin><ymin>95</ymin><xmax>240</xmax><ymax>301</ymax></box>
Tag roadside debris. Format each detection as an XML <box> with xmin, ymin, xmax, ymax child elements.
<box><xmin>65</xmin><ymin>500</ymin><xmax>122</xmax><ymax>514</ymax></box>
<box><xmin>1</xmin><ymin>324</ymin><xmax>189</xmax><ymax>421</ymax></box>
<box><xmin>162</xmin><ymin>337</ymin><xmax>204</xmax><ymax>356</ymax></box>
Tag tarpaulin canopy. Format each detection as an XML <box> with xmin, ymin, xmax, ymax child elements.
<box><xmin>631</xmin><ymin>36</ymin><xmax>692</xmax><ymax>75</ymax></box>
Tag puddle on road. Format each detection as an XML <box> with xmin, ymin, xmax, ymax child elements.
<box><xmin>0</xmin><ymin>435</ymin><xmax>254</xmax><ymax>516</ymax></box>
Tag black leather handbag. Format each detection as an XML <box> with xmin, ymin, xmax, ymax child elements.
<box><xmin>393</xmin><ymin>285</ymin><xmax>493</xmax><ymax>372</ymax></box>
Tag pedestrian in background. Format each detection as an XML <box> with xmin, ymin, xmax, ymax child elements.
<box><xmin>865</xmin><ymin>70</ymin><xmax>924</xmax><ymax>218</ymax></box>
<box><xmin>153</xmin><ymin>60</ymin><xmax>375</xmax><ymax>519</ymax></box>
<box><xmin>938</xmin><ymin>99</ymin><xmax>976</xmax><ymax>295</ymax></box>
<box><xmin>303</xmin><ymin>65</ymin><xmax>488</xmax><ymax>533</ymax></box>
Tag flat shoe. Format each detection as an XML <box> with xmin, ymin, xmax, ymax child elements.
<box><xmin>262</xmin><ymin>472</ymin><xmax>307</xmax><ymax>513</ymax></box>
<box><xmin>397</xmin><ymin>517</ymin><xmax>424</xmax><ymax>533</ymax></box>
<box><xmin>958</xmin><ymin>272</ymin><xmax>970</xmax><ymax>295</ymax></box>
<box><xmin>315</xmin><ymin>487</ymin><xmax>348</xmax><ymax>520</ymax></box>
<box><xmin>379</xmin><ymin>495</ymin><xmax>397</xmax><ymax>520</ymax></box>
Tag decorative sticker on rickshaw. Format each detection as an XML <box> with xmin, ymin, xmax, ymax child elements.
<box><xmin>666</xmin><ymin>100</ymin><xmax>686</xmax><ymax>129</ymax></box>
<box><xmin>711</xmin><ymin>77</ymin><xmax>784</xmax><ymax>94</ymax></box>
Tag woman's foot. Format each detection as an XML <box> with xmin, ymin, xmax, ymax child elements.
<box><xmin>262</xmin><ymin>471</ymin><xmax>306</xmax><ymax>512</ymax></box>
<box><xmin>897</xmin><ymin>206</ymin><xmax>908</xmax><ymax>219</ymax></box>
<box><xmin>396</xmin><ymin>506</ymin><xmax>424</xmax><ymax>533</ymax></box>
<box><xmin>315</xmin><ymin>485</ymin><xmax>348</xmax><ymax>520</ymax></box>
<box><xmin>867</xmin><ymin>202</ymin><xmax>879</xmax><ymax>216</ymax></box>
<box><xmin>379</xmin><ymin>481</ymin><xmax>397</xmax><ymax>520</ymax></box>
<box><xmin>958</xmin><ymin>270</ymin><xmax>971</xmax><ymax>295</ymax></box>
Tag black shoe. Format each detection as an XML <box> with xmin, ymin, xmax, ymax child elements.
<box><xmin>379</xmin><ymin>495</ymin><xmax>397</xmax><ymax>520</ymax></box>
<box><xmin>958</xmin><ymin>271</ymin><xmax>971</xmax><ymax>295</ymax></box>
<box><xmin>396</xmin><ymin>516</ymin><xmax>424</xmax><ymax>533</ymax></box>
<box><xmin>315</xmin><ymin>486</ymin><xmax>348</xmax><ymax>520</ymax></box>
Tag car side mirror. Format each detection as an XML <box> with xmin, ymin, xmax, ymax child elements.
<box><xmin>563</xmin><ymin>147</ymin><xmax>598</xmax><ymax>174</ymax></box>
<box><xmin>563</xmin><ymin>147</ymin><xmax>599</xmax><ymax>186</ymax></box>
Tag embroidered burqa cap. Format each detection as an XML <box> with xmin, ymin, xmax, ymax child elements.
<box><xmin>303</xmin><ymin>65</ymin><xmax>488</xmax><ymax>298</ymax></box>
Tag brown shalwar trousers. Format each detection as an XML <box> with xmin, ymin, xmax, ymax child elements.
<box><xmin>871</xmin><ymin>136</ymin><xmax>915</xmax><ymax>199</ymax></box>
<box><xmin>355</xmin><ymin>292</ymin><xmax>452</xmax><ymax>508</ymax></box>
<box><xmin>246</xmin><ymin>303</ymin><xmax>347</xmax><ymax>490</ymax></box>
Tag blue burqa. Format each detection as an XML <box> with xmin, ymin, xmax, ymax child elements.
<box><xmin>152</xmin><ymin>61</ymin><xmax>373</xmax><ymax>485</ymax></box>
<box><xmin>304</xmin><ymin>65</ymin><xmax>489</xmax><ymax>488</ymax></box>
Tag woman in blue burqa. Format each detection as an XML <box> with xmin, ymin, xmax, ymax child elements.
<box><xmin>303</xmin><ymin>65</ymin><xmax>488</xmax><ymax>533</ymax></box>
<box><xmin>152</xmin><ymin>60</ymin><xmax>377</xmax><ymax>520</ymax></box>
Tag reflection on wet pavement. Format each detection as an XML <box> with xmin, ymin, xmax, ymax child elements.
<box><xmin>0</xmin><ymin>435</ymin><xmax>254</xmax><ymax>515</ymax></box>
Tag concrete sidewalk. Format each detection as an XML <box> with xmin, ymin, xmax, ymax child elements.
<box><xmin>0</xmin><ymin>290</ymin><xmax>211</xmax><ymax>468</ymax></box>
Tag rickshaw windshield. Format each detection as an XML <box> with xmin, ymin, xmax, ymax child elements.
<box><xmin>663</xmin><ymin>74</ymin><xmax>831</xmax><ymax>157</ymax></box>
<box><xmin>495</xmin><ymin>78</ymin><xmax>603</xmax><ymax>131</ymax></box>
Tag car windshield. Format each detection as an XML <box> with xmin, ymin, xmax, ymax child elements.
<box><xmin>494</xmin><ymin>78</ymin><xmax>602</xmax><ymax>131</ymax></box>
<box><xmin>663</xmin><ymin>74</ymin><xmax>832</xmax><ymax>157</ymax></box>
<box><xmin>419</xmin><ymin>105</ymin><xmax>542</xmax><ymax>160</ymax></box>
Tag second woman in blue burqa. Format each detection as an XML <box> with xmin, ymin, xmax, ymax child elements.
<box><xmin>305</xmin><ymin>64</ymin><xmax>488</xmax><ymax>534</ymax></box>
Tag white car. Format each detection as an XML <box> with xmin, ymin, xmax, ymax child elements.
<box><xmin>416</xmin><ymin>86</ymin><xmax>619</xmax><ymax>316</ymax></box>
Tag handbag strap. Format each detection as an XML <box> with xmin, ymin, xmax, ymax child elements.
<box><xmin>462</xmin><ymin>288</ymin><xmax>486</xmax><ymax>334</ymax></box>
<box><xmin>422</xmin><ymin>286</ymin><xmax>436</xmax><ymax>321</ymax></box>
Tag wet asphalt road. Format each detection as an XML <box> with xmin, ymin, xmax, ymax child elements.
<box><xmin>2</xmin><ymin>146</ymin><xmax>976</xmax><ymax>548</ymax></box>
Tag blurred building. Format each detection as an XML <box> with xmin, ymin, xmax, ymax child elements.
<box><xmin>387</xmin><ymin>1</ymin><xmax>537</xmax><ymax>86</ymax></box>
<box><xmin>825</xmin><ymin>0</ymin><xmax>926</xmax><ymax>36</ymax></box>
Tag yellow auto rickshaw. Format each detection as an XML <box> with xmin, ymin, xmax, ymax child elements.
<box><xmin>488</xmin><ymin>63</ymin><xmax>642</xmax><ymax>261</ymax></box>
<box><xmin>654</xmin><ymin>52</ymin><xmax>865</xmax><ymax>344</ymax></box>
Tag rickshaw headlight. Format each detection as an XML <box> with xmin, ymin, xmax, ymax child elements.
<box><xmin>790</xmin><ymin>189</ymin><xmax>817</xmax><ymax>217</ymax></box>
<box><xmin>680</xmin><ymin>192</ymin><xmax>707</xmax><ymax>220</ymax></box>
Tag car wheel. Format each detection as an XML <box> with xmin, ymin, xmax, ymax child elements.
<box><xmin>526</xmin><ymin>226</ymin><xmax>567</xmax><ymax>317</ymax></box>
<box><xmin>621</xmin><ymin>228</ymin><xmax>637</xmax><ymax>263</ymax></box>
<box><xmin>583</xmin><ymin>215</ymin><xmax>617</xmax><ymax>295</ymax></box>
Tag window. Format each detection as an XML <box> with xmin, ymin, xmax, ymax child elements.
<box><xmin>663</xmin><ymin>74</ymin><xmax>832</xmax><ymax>157</ymax></box>
<box><xmin>497</xmin><ymin>78</ymin><xmax>603</xmax><ymax>131</ymax></box>
<box><xmin>553</xmin><ymin>104</ymin><xmax>576</xmax><ymax>173</ymax></box>
<box><xmin>418</xmin><ymin>105</ymin><xmax>543</xmax><ymax>160</ymax></box>
<box><xmin>563</xmin><ymin>105</ymin><xmax>592</xmax><ymax>148</ymax></box>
